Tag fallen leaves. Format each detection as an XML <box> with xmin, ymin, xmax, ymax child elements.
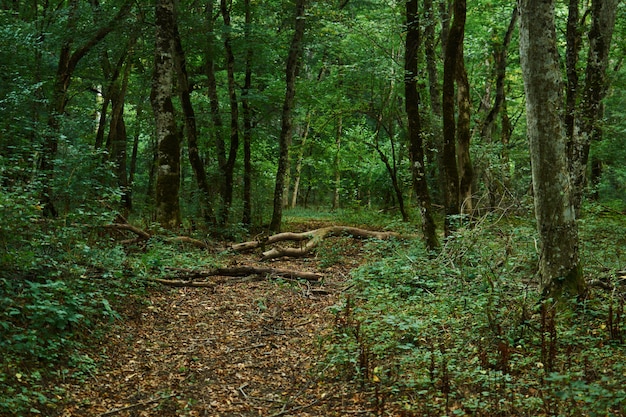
<box><xmin>58</xmin><ymin>241</ymin><xmax>378</xmax><ymax>416</ymax></box>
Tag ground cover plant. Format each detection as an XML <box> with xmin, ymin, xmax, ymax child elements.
<box><xmin>322</xmin><ymin>206</ymin><xmax>626</xmax><ymax>416</ymax></box>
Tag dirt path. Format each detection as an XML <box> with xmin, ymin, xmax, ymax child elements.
<box><xmin>59</xmin><ymin>245</ymin><xmax>371</xmax><ymax>416</ymax></box>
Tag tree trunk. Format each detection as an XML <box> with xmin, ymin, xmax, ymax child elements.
<box><xmin>219</xmin><ymin>0</ymin><xmax>240</xmax><ymax>226</ymax></box>
<box><xmin>107</xmin><ymin>59</ymin><xmax>132</xmax><ymax>214</ymax></box>
<box><xmin>205</xmin><ymin>1</ymin><xmax>227</xmax><ymax>216</ymax></box>
<box><xmin>151</xmin><ymin>0</ymin><xmax>181</xmax><ymax>230</ymax></box>
<box><xmin>405</xmin><ymin>0</ymin><xmax>439</xmax><ymax>251</ymax></box>
<box><xmin>242</xmin><ymin>0</ymin><xmax>254</xmax><ymax>227</ymax></box>
<box><xmin>172</xmin><ymin>8</ymin><xmax>215</xmax><ymax>225</ymax></box>
<box><xmin>519</xmin><ymin>0</ymin><xmax>584</xmax><ymax>297</ymax></box>
<box><xmin>332</xmin><ymin>114</ymin><xmax>342</xmax><ymax>210</ymax></box>
<box><xmin>270</xmin><ymin>0</ymin><xmax>307</xmax><ymax>232</ymax></box>
<box><xmin>481</xmin><ymin>7</ymin><xmax>517</xmax><ymax>209</ymax></box>
<box><xmin>569</xmin><ymin>0</ymin><xmax>618</xmax><ymax>214</ymax></box>
<box><xmin>39</xmin><ymin>0</ymin><xmax>132</xmax><ymax>217</ymax></box>
<box><xmin>456</xmin><ymin>37</ymin><xmax>472</xmax><ymax>215</ymax></box>
<box><xmin>441</xmin><ymin>0</ymin><xmax>463</xmax><ymax>235</ymax></box>
<box><xmin>564</xmin><ymin>0</ymin><xmax>581</xmax><ymax>144</ymax></box>
<box><xmin>291</xmin><ymin>114</ymin><xmax>311</xmax><ymax>209</ymax></box>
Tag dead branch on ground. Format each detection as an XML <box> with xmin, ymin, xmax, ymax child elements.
<box><xmin>231</xmin><ymin>226</ymin><xmax>401</xmax><ymax>260</ymax></box>
<box><xmin>103</xmin><ymin>223</ymin><xmax>212</xmax><ymax>249</ymax></box>
<box><xmin>154</xmin><ymin>265</ymin><xmax>324</xmax><ymax>288</ymax></box>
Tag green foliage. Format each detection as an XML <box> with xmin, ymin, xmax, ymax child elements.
<box><xmin>322</xmin><ymin>213</ymin><xmax>626</xmax><ymax>416</ymax></box>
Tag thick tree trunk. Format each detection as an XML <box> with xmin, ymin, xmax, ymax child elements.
<box><xmin>569</xmin><ymin>0</ymin><xmax>618</xmax><ymax>214</ymax></box>
<box><xmin>270</xmin><ymin>0</ymin><xmax>306</xmax><ymax>232</ymax></box>
<box><xmin>151</xmin><ymin>0</ymin><xmax>181</xmax><ymax>230</ymax></box>
<box><xmin>405</xmin><ymin>0</ymin><xmax>439</xmax><ymax>250</ymax></box>
<box><xmin>519</xmin><ymin>0</ymin><xmax>584</xmax><ymax>297</ymax></box>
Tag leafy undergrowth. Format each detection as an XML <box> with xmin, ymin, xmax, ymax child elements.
<box><xmin>323</xmin><ymin>209</ymin><xmax>626</xmax><ymax>416</ymax></box>
<box><xmin>2</xmin><ymin>208</ymin><xmax>625</xmax><ymax>416</ymax></box>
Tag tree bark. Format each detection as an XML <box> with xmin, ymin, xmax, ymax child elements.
<box><xmin>564</xmin><ymin>0</ymin><xmax>581</xmax><ymax>144</ymax></box>
<box><xmin>456</xmin><ymin>34</ymin><xmax>472</xmax><ymax>215</ymax></box>
<box><xmin>519</xmin><ymin>0</ymin><xmax>584</xmax><ymax>297</ymax></box>
<box><xmin>172</xmin><ymin>7</ymin><xmax>215</xmax><ymax>225</ymax></box>
<box><xmin>405</xmin><ymin>0</ymin><xmax>439</xmax><ymax>251</ymax></box>
<box><xmin>481</xmin><ymin>7</ymin><xmax>517</xmax><ymax>209</ymax></box>
<box><xmin>107</xmin><ymin>58</ymin><xmax>132</xmax><ymax>214</ymax></box>
<box><xmin>569</xmin><ymin>0</ymin><xmax>618</xmax><ymax>214</ymax></box>
<box><xmin>151</xmin><ymin>0</ymin><xmax>181</xmax><ymax>230</ymax></box>
<box><xmin>39</xmin><ymin>0</ymin><xmax>132</xmax><ymax>217</ymax></box>
<box><xmin>270</xmin><ymin>0</ymin><xmax>307</xmax><ymax>232</ymax></box>
<box><xmin>242</xmin><ymin>0</ymin><xmax>254</xmax><ymax>226</ymax></box>
<box><xmin>332</xmin><ymin>113</ymin><xmax>342</xmax><ymax>210</ymax></box>
<box><xmin>441</xmin><ymin>0</ymin><xmax>463</xmax><ymax>235</ymax></box>
<box><xmin>291</xmin><ymin>114</ymin><xmax>311</xmax><ymax>209</ymax></box>
<box><xmin>219</xmin><ymin>0</ymin><xmax>240</xmax><ymax>226</ymax></box>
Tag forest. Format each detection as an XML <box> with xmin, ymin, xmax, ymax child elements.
<box><xmin>1</xmin><ymin>0</ymin><xmax>625</xmax><ymax>415</ymax></box>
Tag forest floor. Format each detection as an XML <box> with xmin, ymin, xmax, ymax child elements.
<box><xmin>58</xmin><ymin>223</ymin><xmax>378</xmax><ymax>417</ymax></box>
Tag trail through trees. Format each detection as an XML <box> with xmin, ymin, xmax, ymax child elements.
<box><xmin>59</xmin><ymin>224</ymin><xmax>391</xmax><ymax>416</ymax></box>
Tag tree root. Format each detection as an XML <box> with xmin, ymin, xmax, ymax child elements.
<box><xmin>231</xmin><ymin>226</ymin><xmax>401</xmax><ymax>260</ymax></box>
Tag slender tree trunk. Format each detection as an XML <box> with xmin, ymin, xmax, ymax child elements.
<box><xmin>107</xmin><ymin>57</ymin><xmax>132</xmax><ymax>214</ymax></box>
<box><xmin>481</xmin><ymin>7</ymin><xmax>517</xmax><ymax>209</ymax></box>
<box><xmin>423</xmin><ymin>0</ymin><xmax>443</xmax><ymax>199</ymax></box>
<box><xmin>569</xmin><ymin>0</ymin><xmax>618</xmax><ymax>214</ymax></box>
<box><xmin>172</xmin><ymin>8</ymin><xmax>215</xmax><ymax>225</ymax></box>
<box><xmin>405</xmin><ymin>0</ymin><xmax>438</xmax><ymax>250</ymax></box>
<box><xmin>127</xmin><ymin>101</ymin><xmax>143</xmax><ymax>209</ymax></box>
<box><xmin>565</xmin><ymin>0</ymin><xmax>581</xmax><ymax>143</ymax></box>
<box><xmin>38</xmin><ymin>0</ymin><xmax>132</xmax><ymax>217</ymax></box>
<box><xmin>441</xmin><ymin>0</ymin><xmax>463</xmax><ymax>235</ymax></box>
<box><xmin>242</xmin><ymin>0</ymin><xmax>254</xmax><ymax>226</ymax></box>
<box><xmin>219</xmin><ymin>0</ymin><xmax>240</xmax><ymax>226</ymax></box>
<box><xmin>332</xmin><ymin>114</ymin><xmax>342</xmax><ymax>210</ymax></box>
<box><xmin>151</xmin><ymin>0</ymin><xmax>181</xmax><ymax>230</ymax></box>
<box><xmin>456</xmin><ymin>38</ymin><xmax>472</xmax><ymax>215</ymax></box>
<box><xmin>205</xmin><ymin>1</ymin><xmax>226</xmax><ymax>207</ymax></box>
<box><xmin>270</xmin><ymin>0</ymin><xmax>306</xmax><ymax>232</ymax></box>
<box><xmin>291</xmin><ymin>115</ymin><xmax>311</xmax><ymax>209</ymax></box>
<box><xmin>519</xmin><ymin>0</ymin><xmax>584</xmax><ymax>298</ymax></box>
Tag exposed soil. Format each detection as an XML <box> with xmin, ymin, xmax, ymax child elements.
<box><xmin>58</xmin><ymin>236</ymin><xmax>377</xmax><ymax>416</ymax></box>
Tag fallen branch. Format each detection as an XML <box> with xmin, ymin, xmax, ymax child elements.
<box><xmin>231</xmin><ymin>226</ymin><xmax>401</xmax><ymax>260</ymax></box>
<box><xmin>103</xmin><ymin>223</ymin><xmax>212</xmax><ymax>249</ymax></box>
<box><xmin>154</xmin><ymin>266</ymin><xmax>323</xmax><ymax>287</ymax></box>
<box><xmin>98</xmin><ymin>393</ymin><xmax>177</xmax><ymax>416</ymax></box>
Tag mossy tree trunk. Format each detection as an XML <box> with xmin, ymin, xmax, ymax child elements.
<box><xmin>519</xmin><ymin>0</ymin><xmax>585</xmax><ymax>298</ymax></box>
<box><xmin>151</xmin><ymin>0</ymin><xmax>181</xmax><ymax>230</ymax></box>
